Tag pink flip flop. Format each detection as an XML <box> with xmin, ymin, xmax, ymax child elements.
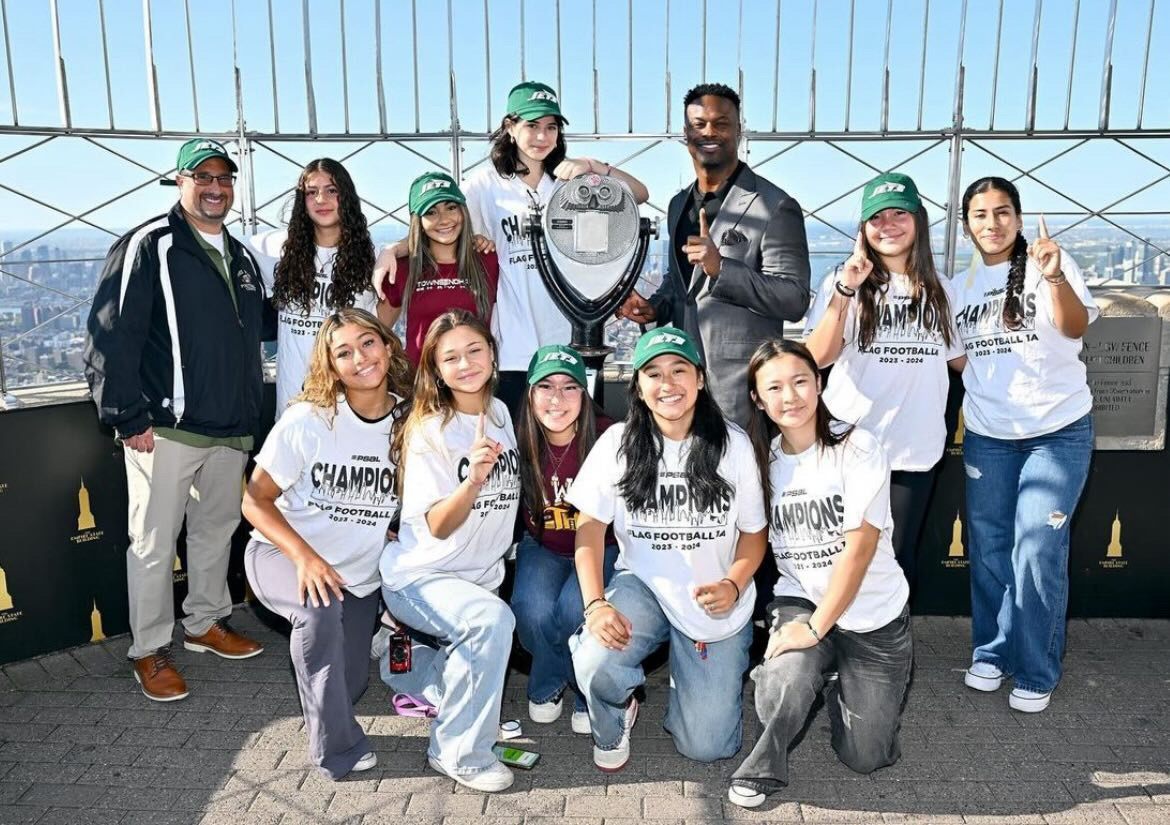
<box><xmin>393</xmin><ymin>693</ymin><xmax>438</xmax><ymax>718</ymax></box>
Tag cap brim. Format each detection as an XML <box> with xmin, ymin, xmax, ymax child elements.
<box><xmin>412</xmin><ymin>192</ymin><xmax>466</xmax><ymax>216</ymax></box>
<box><xmin>633</xmin><ymin>345</ymin><xmax>702</xmax><ymax>370</ymax></box>
<box><xmin>512</xmin><ymin>106</ymin><xmax>568</xmax><ymax>125</ymax></box>
<box><xmin>861</xmin><ymin>195</ymin><xmax>920</xmax><ymax>222</ymax></box>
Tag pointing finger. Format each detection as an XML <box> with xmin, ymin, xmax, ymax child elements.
<box><xmin>698</xmin><ymin>208</ymin><xmax>709</xmax><ymax>238</ymax></box>
<box><xmin>1037</xmin><ymin>213</ymin><xmax>1050</xmax><ymax>241</ymax></box>
<box><xmin>475</xmin><ymin>412</ymin><xmax>486</xmax><ymax>441</ymax></box>
<box><xmin>853</xmin><ymin>229</ymin><xmax>866</xmax><ymax>258</ymax></box>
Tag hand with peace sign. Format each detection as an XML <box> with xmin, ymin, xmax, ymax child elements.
<box><xmin>839</xmin><ymin>229</ymin><xmax>875</xmax><ymax>291</ymax></box>
<box><xmin>467</xmin><ymin>412</ymin><xmax>504</xmax><ymax>487</ymax></box>
<box><xmin>682</xmin><ymin>207</ymin><xmax>722</xmax><ymax>278</ymax></box>
<box><xmin>1029</xmin><ymin>213</ymin><xmax>1063</xmax><ymax>282</ymax></box>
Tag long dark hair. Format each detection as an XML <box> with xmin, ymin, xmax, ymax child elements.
<box><xmin>516</xmin><ymin>380</ymin><xmax>599</xmax><ymax>538</ymax></box>
<box><xmin>746</xmin><ymin>339</ymin><xmax>853</xmax><ymax>510</ymax></box>
<box><xmin>489</xmin><ymin>115</ymin><xmax>568</xmax><ymax>178</ymax></box>
<box><xmin>855</xmin><ymin>205</ymin><xmax>955</xmax><ymax>350</ymax></box>
<box><xmin>961</xmin><ymin>176</ymin><xmax>1027</xmax><ymax>330</ymax></box>
<box><xmin>617</xmin><ymin>363</ymin><xmax>732</xmax><ymax>515</ymax></box>
<box><xmin>272</xmin><ymin>158</ymin><xmax>374</xmax><ymax>315</ymax></box>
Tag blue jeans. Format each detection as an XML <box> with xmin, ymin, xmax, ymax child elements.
<box><xmin>963</xmin><ymin>413</ymin><xmax>1093</xmax><ymax>693</ymax></box>
<box><xmin>732</xmin><ymin>598</ymin><xmax>912</xmax><ymax>789</ymax></box>
<box><xmin>511</xmin><ymin>536</ymin><xmax>618</xmax><ymax>708</ymax></box>
<box><xmin>570</xmin><ymin>570</ymin><xmax>753</xmax><ymax>762</ymax></box>
<box><xmin>381</xmin><ymin>573</ymin><xmax>515</xmax><ymax>776</ymax></box>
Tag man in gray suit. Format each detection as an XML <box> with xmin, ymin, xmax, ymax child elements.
<box><xmin>619</xmin><ymin>83</ymin><xmax>811</xmax><ymax>427</ymax></box>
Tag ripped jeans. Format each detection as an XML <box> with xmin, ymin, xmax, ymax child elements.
<box><xmin>963</xmin><ymin>413</ymin><xmax>1093</xmax><ymax>694</ymax></box>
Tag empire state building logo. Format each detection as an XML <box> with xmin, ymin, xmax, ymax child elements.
<box><xmin>71</xmin><ymin>478</ymin><xmax>104</xmax><ymax>544</ymax></box>
<box><xmin>943</xmin><ymin>512</ymin><xmax>969</xmax><ymax>569</ymax></box>
<box><xmin>1100</xmin><ymin>511</ymin><xmax>1127</xmax><ymax>570</ymax></box>
<box><xmin>78</xmin><ymin>479</ymin><xmax>96</xmax><ymax>530</ymax></box>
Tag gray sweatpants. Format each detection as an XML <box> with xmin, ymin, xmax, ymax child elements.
<box><xmin>244</xmin><ymin>540</ymin><xmax>379</xmax><ymax>780</ymax></box>
<box><xmin>123</xmin><ymin>435</ymin><xmax>248</xmax><ymax>658</ymax></box>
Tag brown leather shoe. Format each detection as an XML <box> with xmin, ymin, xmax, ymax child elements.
<box><xmin>132</xmin><ymin>649</ymin><xmax>189</xmax><ymax>702</ymax></box>
<box><xmin>184</xmin><ymin>619</ymin><xmax>264</xmax><ymax>660</ymax></box>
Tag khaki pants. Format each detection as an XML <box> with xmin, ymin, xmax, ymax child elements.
<box><xmin>123</xmin><ymin>434</ymin><xmax>248</xmax><ymax>659</ymax></box>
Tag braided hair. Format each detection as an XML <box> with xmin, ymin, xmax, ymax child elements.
<box><xmin>961</xmin><ymin>176</ymin><xmax>1027</xmax><ymax>330</ymax></box>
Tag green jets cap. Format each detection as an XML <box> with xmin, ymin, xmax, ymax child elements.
<box><xmin>860</xmin><ymin>172</ymin><xmax>921</xmax><ymax>221</ymax></box>
<box><xmin>506</xmin><ymin>80</ymin><xmax>568</xmax><ymax>124</ymax></box>
<box><xmin>527</xmin><ymin>345</ymin><xmax>588</xmax><ymax>388</ymax></box>
<box><xmin>632</xmin><ymin>326</ymin><xmax>703</xmax><ymax>370</ymax></box>
<box><xmin>408</xmin><ymin>172</ymin><xmax>466</xmax><ymax>216</ymax></box>
<box><xmin>162</xmin><ymin>138</ymin><xmax>237</xmax><ymax>185</ymax></box>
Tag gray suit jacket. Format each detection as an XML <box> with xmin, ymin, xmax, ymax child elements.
<box><xmin>648</xmin><ymin>164</ymin><xmax>811</xmax><ymax>427</ymax></box>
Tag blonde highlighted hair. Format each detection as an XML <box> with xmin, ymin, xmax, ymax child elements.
<box><xmin>390</xmin><ymin>309</ymin><xmax>500</xmax><ymax>497</ymax></box>
<box><xmin>404</xmin><ymin>203</ymin><xmax>493</xmax><ymax>324</ymax></box>
<box><xmin>294</xmin><ymin>308</ymin><xmax>413</xmax><ymax>418</ymax></box>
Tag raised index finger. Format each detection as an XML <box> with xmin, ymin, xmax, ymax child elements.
<box><xmin>475</xmin><ymin>412</ymin><xmax>486</xmax><ymax>441</ymax></box>
<box><xmin>1037</xmin><ymin>213</ymin><xmax>1050</xmax><ymax>241</ymax></box>
<box><xmin>853</xmin><ymin>229</ymin><xmax>866</xmax><ymax>257</ymax></box>
<box><xmin>698</xmin><ymin>208</ymin><xmax>709</xmax><ymax>238</ymax></box>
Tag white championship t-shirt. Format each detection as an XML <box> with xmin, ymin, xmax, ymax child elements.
<box><xmin>567</xmin><ymin>423</ymin><xmax>768</xmax><ymax>643</ymax></box>
<box><xmin>769</xmin><ymin>426</ymin><xmax>907</xmax><ymax>633</ymax></box>
<box><xmin>462</xmin><ymin>167</ymin><xmax>570</xmax><ymax>371</ymax></box>
<box><xmin>805</xmin><ymin>272</ymin><xmax>964</xmax><ymax>471</ymax></box>
<box><xmin>379</xmin><ymin>398</ymin><xmax>520</xmax><ymax>591</ymax></box>
<box><xmin>251</xmin><ymin>396</ymin><xmax>403</xmax><ymax>598</ymax></box>
<box><xmin>247</xmin><ymin>230</ymin><xmax>380</xmax><ymax>411</ymax></box>
<box><xmin>952</xmin><ymin>251</ymin><xmax>1098</xmax><ymax>439</ymax></box>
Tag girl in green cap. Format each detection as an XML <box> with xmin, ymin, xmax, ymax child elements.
<box><xmin>804</xmin><ymin>171</ymin><xmax>963</xmax><ymax>596</ymax></box>
<box><xmin>377</xmin><ymin>172</ymin><xmax>499</xmax><ymax>366</ymax></box>
<box><xmin>567</xmin><ymin>326</ymin><xmax>767</xmax><ymax>772</ymax></box>
<box><xmin>462</xmin><ymin>80</ymin><xmax>650</xmax><ymax>415</ymax></box>
<box><xmin>512</xmin><ymin>345</ymin><xmax>618</xmax><ymax>734</ymax></box>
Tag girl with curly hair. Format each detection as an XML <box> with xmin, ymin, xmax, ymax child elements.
<box><xmin>248</xmin><ymin>158</ymin><xmax>383</xmax><ymax>411</ymax></box>
<box><xmin>241</xmin><ymin>308</ymin><xmax>411</xmax><ymax>780</ymax></box>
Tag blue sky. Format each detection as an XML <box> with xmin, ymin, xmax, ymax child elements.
<box><xmin>0</xmin><ymin>0</ymin><xmax>1167</xmax><ymax>240</ymax></box>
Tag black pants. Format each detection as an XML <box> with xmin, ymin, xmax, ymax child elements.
<box><xmin>889</xmin><ymin>468</ymin><xmax>939</xmax><ymax>598</ymax></box>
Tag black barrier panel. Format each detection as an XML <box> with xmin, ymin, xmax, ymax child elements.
<box><xmin>0</xmin><ymin>385</ymin><xmax>276</xmax><ymax>667</ymax></box>
<box><xmin>912</xmin><ymin>373</ymin><xmax>1170</xmax><ymax>619</ymax></box>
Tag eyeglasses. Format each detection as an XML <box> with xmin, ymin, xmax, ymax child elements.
<box><xmin>180</xmin><ymin>171</ymin><xmax>237</xmax><ymax>187</ymax></box>
<box><xmin>533</xmin><ymin>384</ymin><xmax>583</xmax><ymax>400</ymax></box>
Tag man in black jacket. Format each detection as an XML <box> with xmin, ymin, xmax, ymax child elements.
<box><xmin>85</xmin><ymin>138</ymin><xmax>270</xmax><ymax>702</ymax></box>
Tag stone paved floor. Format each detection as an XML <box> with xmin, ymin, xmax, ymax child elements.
<box><xmin>1</xmin><ymin>609</ymin><xmax>1168</xmax><ymax>825</ymax></box>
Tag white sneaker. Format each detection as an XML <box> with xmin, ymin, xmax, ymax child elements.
<box><xmin>352</xmin><ymin>752</ymin><xmax>377</xmax><ymax>772</ymax></box>
<box><xmin>528</xmin><ymin>696</ymin><xmax>563</xmax><ymax>723</ymax></box>
<box><xmin>727</xmin><ymin>781</ymin><xmax>767</xmax><ymax>808</ymax></box>
<box><xmin>427</xmin><ymin>756</ymin><xmax>514</xmax><ymax>792</ymax></box>
<box><xmin>570</xmin><ymin>710</ymin><xmax>591</xmax><ymax>735</ymax></box>
<box><xmin>592</xmin><ymin>697</ymin><xmax>638</xmax><ymax>773</ymax></box>
<box><xmin>1009</xmin><ymin>687</ymin><xmax>1052</xmax><ymax>713</ymax></box>
<box><xmin>964</xmin><ymin>661</ymin><xmax>1005</xmax><ymax>692</ymax></box>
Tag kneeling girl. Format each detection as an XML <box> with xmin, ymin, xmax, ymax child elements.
<box><xmin>379</xmin><ymin>309</ymin><xmax>520</xmax><ymax>793</ymax></box>
<box><xmin>242</xmin><ymin>308</ymin><xmax>412</xmax><ymax>780</ymax></box>
<box><xmin>728</xmin><ymin>339</ymin><xmax>911</xmax><ymax>808</ymax></box>
<box><xmin>569</xmin><ymin>326</ymin><xmax>768</xmax><ymax>771</ymax></box>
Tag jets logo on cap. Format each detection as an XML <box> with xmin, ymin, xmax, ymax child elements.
<box><xmin>870</xmin><ymin>182</ymin><xmax>906</xmax><ymax>196</ymax></box>
<box><xmin>651</xmin><ymin>333</ymin><xmax>686</xmax><ymax>346</ymax></box>
<box><xmin>541</xmin><ymin>351</ymin><xmax>578</xmax><ymax>364</ymax></box>
<box><xmin>196</xmin><ymin>140</ymin><xmax>226</xmax><ymax>153</ymax></box>
<box><xmin>529</xmin><ymin>90</ymin><xmax>558</xmax><ymax>103</ymax></box>
<box><xmin>421</xmin><ymin>180</ymin><xmax>452</xmax><ymax>193</ymax></box>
